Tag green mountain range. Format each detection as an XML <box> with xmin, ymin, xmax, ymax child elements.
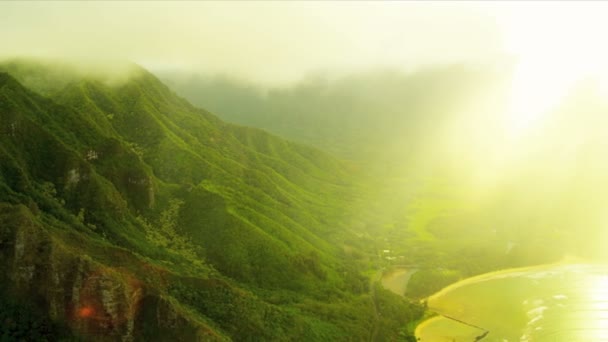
<box><xmin>0</xmin><ymin>59</ymin><xmax>422</xmax><ymax>341</ymax></box>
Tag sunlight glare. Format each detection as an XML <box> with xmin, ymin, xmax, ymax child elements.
<box><xmin>498</xmin><ymin>3</ymin><xmax>608</xmax><ymax>138</ymax></box>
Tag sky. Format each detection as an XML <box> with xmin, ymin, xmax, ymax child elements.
<box><xmin>3</xmin><ymin>1</ymin><xmax>608</xmax><ymax>85</ymax></box>
<box><xmin>0</xmin><ymin>1</ymin><xmax>515</xmax><ymax>85</ymax></box>
<box><xmin>3</xmin><ymin>1</ymin><xmax>608</xmax><ymax>100</ymax></box>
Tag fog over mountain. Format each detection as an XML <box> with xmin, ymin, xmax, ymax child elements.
<box><xmin>4</xmin><ymin>2</ymin><xmax>608</xmax><ymax>341</ymax></box>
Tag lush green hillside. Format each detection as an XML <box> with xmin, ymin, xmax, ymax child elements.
<box><xmin>0</xmin><ymin>59</ymin><xmax>423</xmax><ymax>341</ymax></box>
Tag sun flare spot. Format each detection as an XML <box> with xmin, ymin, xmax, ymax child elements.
<box><xmin>77</xmin><ymin>306</ymin><xmax>94</xmax><ymax>318</ymax></box>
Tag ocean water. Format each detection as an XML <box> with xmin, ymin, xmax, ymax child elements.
<box><xmin>416</xmin><ymin>263</ymin><xmax>608</xmax><ymax>341</ymax></box>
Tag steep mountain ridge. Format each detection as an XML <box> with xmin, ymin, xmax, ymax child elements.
<box><xmin>0</xmin><ymin>60</ymin><xmax>422</xmax><ymax>340</ymax></box>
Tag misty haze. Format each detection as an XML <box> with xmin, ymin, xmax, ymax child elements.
<box><xmin>2</xmin><ymin>2</ymin><xmax>608</xmax><ymax>341</ymax></box>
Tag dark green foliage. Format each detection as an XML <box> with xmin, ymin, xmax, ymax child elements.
<box><xmin>406</xmin><ymin>269</ymin><xmax>462</xmax><ymax>299</ymax></box>
<box><xmin>169</xmin><ymin>278</ymin><xmax>289</xmax><ymax>340</ymax></box>
<box><xmin>374</xmin><ymin>286</ymin><xmax>425</xmax><ymax>341</ymax></box>
<box><xmin>0</xmin><ymin>291</ymin><xmax>76</xmax><ymax>342</ymax></box>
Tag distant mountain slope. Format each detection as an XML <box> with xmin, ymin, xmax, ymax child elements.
<box><xmin>0</xmin><ymin>60</ymin><xmax>422</xmax><ymax>341</ymax></box>
<box><xmin>158</xmin><ymin>67</ymin><xmax>505</xmax><ymax>164</ymax></box>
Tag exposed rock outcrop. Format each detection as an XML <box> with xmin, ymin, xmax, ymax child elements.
<box><xmin>0</xmin><ymin>203</ymin><xmax>225</xmax><ymax>341</ymax></box>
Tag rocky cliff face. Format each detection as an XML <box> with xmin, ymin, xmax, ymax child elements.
<box><xmin>0</xmin><ymin>203</ymin><xmax>225</xmax><ymax>341</ymax></box>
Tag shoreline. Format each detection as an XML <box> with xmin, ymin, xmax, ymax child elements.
<box><xmin>416</xmin><ymin>260</ymin><xmax>608</xmax><ymax>340</ymax></box>
<box><xmin>427</xmin><ymin>261</ymin><xmax>593</xmax><ymax>303</ymax></box>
